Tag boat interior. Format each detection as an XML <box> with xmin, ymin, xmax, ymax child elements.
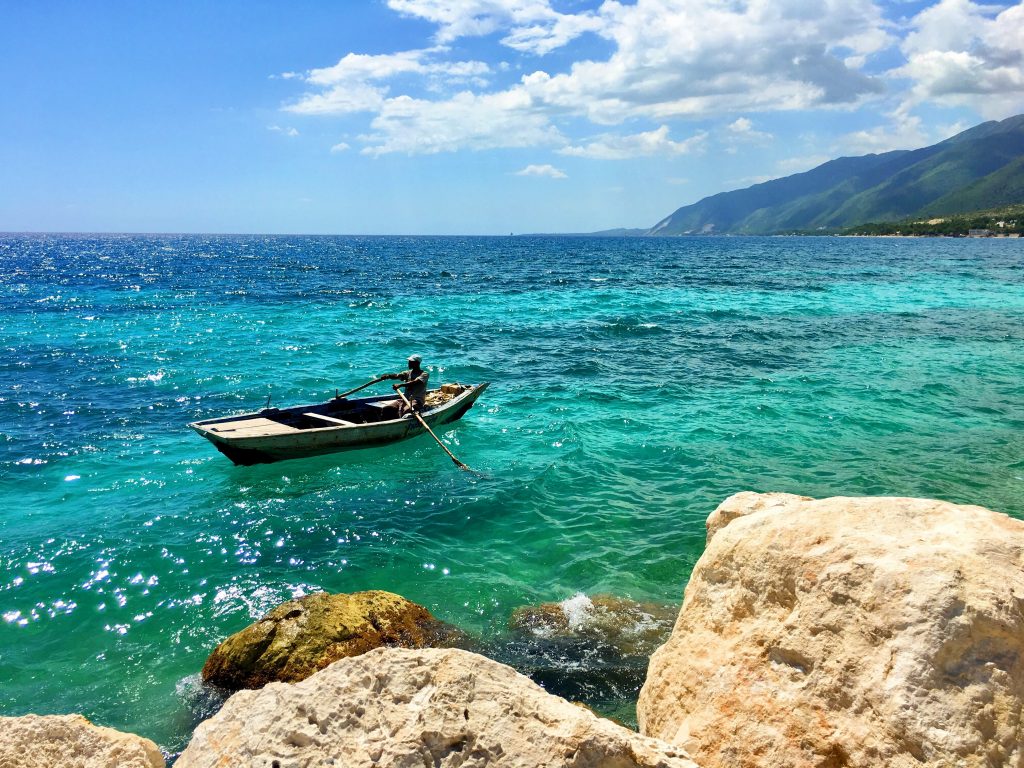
<box><xmin>199</xmin><ymin>385</ymin><xmax>468</xmax><ymax>436</ymax></box>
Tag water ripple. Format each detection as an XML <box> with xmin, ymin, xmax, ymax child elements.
<box><xmin>1</xmin><ymin>234</ymin><xmax>1022</xmax><ymax>750</ymax></box>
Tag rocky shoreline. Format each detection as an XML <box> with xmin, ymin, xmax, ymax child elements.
<box><xmin>4</xmin><ymin>491</ymin><xmax>1023</xmax><ymax>767</ymax></box>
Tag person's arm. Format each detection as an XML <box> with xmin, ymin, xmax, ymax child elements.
<box><xmin>392</xmin><ymin>371</ymin><xmax>422</xmax><ymax>390</ymax></box>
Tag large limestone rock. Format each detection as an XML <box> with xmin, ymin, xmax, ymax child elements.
<box><xmin>0</xmin><ymin>714</ymin><xmax>164</xmax><ymax>768</ymax></box>
<box><xmin>638</xmin><ymin>492</ymin><xmax>1024</xmax><ymax>768</ymax></box>
<box><xmin>178</xmin><ymin>647</ymin><xmax>700</xmax><ymax>768</ymax></box>
<box><xmin>202</xmin><ymin>590</ymin><xmax>464</xmax><ymax>689</ymax></box>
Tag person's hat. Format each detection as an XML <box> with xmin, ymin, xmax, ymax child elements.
<box><xmin>408</xmin><ymin>354</ymin><xmax>422</xmax><ymax>364</ymax></box>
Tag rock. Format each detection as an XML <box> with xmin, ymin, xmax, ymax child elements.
<box><xmin>201</xmin><ymin>590</ymin><xmax>465</xmax><ymax>690</ymax></box>
<box><xmin>0</xmin><ymin>714</ymin><xmax>164</xmax><ymax>768</ymax></box>
<box><xmin>167</xmin><ymin>673</ymin><xmax>230</xmax><ymax>755</ymax></box>
<box><xmin>510</xmin><ymin>593</ymin><xmax>678</xmax><ymax>657</ymax></box>
<box><xmin>638</xmin><ymin>493</ymin><xmax>1024</xmax><ymax>768</ymax></box>
<box><xmin>496</xmin><ymin>593</ymin><xmax>679</xmax><ymax>726</ymax></box>
<box><xmin>178</xmin><ymin>647</ymin><xmax>700</xmax><ymax>768</ymax></box>
<box><xmin>704</xmin><ymin>491</ymin><xmax>812</xmax><ymax>542</ymax></box>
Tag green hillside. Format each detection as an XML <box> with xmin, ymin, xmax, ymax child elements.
<box><xmin>843</xmin><ymin>204</ymin><xmax>1024</xmax><ymax>237</ymax></box>
<box><xmin>647</xmin><ymin>114</ymin><xmax>1024</xmax><ymax>235</ymax></box>
<box><xmin>924</xmin><ymin>156</ymin><xmax>1024</xmax><ymax>215</ymax></box>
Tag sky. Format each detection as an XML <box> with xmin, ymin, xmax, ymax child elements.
<box><xmin>1</xmin><ymin>0</ymin><xmax>1023</xmax><ymax>235</ymax></box>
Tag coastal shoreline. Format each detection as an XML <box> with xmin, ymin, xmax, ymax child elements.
<box><xmin>8</xmin><ymin>491</ymin><xmax>1024</xmax><ymax>768</ymax></box>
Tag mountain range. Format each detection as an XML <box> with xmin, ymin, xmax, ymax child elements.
<box><xmin>646</xmin><ymin>113</ymin><xmax>1024</xmax><ymax>235</ymax></box>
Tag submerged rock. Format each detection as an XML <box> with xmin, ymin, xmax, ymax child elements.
<box><xmin>638</xmin><ymin>492</ymin><xmax>1024</xmax><ymax>768</ymax></box>
<box><xmin>0</xmin><ymin>714</ymin><xmax>164</xmax><ymax>768</ymax></box>
<box><xmin>165</xmin><ymin>673</ymin><xmax>230</xmax><ymax>757</ymax></box>
<box><xmin>178</xmin><ymin>647</ymin><xmax>700</xmax><ymax>768</ymax></box>
<box><xmin>201</xmin><ymin>589</ymin><xmax>465</xmax><ymax>689</ymax></box>
<box><xmin>510</xmin><ymin>593</ymin><xmax>678</xmax><ymax>656</ymax></box>
<box><xmin>496</xmin><ymin>593</ymin><xmax>679</xmax><ymax>725</ymax></box>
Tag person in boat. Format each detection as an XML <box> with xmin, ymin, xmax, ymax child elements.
<box><xmin>382</xmin><ymin>355</ymin><xmax>429</xmax><ymax>416</ymax></box>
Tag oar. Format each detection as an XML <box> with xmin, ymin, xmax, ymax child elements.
<box><xmin>394</xmin><ymin>387</ymin><xmax>474</xmax><ymax>473</ymax></box>
<box><xmin>335</xmin><ymin>377</ymin><xmax>388</xmax><ymax>399</ymax></box>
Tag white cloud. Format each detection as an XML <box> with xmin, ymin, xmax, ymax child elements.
<box><xmin>735</xmin><ymin>174</ymin><xmax>776</xmax><ymax>186</ymax></box>
<box><xmin>838</xmin><ymin>106</ymin><xmax>929</xmax><ymax>154</ymax></box>
<box><xmin>284</xmin><ymin>48</ymin><xmax>491</xmax><ymax>116</ymax></box>
<box><xmin>268</xmin><ymin>125</ymin><xmax>300</xmax><ymax>137</ymax></box>
<box><xmin>936</xmin><ymin>120</ymin><xmax>971</xmax><ymax>139</ymax></box>
<box><xmin>359</xmin><ymin>90</ymin><xmax>564</xmax><ymax>156</ymax></box>
<box><xmin>281</xmin><ymin>0</ymin><xmax>904</xmax><ymax>156</ymax></box>
<box><xmin>896</xmin><ymin>0</ymin><xmax>1024</xmax><ymax>118</ymax></box>
<box><xmin>330</xmin><ymin>142</ymin><xmax>351</xmax><ymax>153</ymax></box>
<box><xmin>285</xmin><ymin>83</ymin><xmax>388</xmax><ymax>116</ymax></box>
<box><xmin>775</xmin><ymin>154</ymin><xmax>833</xmax><ymax>174</ymax></box>
<box><xmin>500</xmin><ymin>12</ymin><xmax>605</xmax><ymax>55</ymax></box>
<box><xmin>386</xmin><ymin>0</ymin><xmax>603</xmax><ymax>54</ymax></box>
<box><xmin>560</xmin><ymin>126</ymin><xmax>707</xmax><ymax>159</ymax></box>
<box><xmin>514</xmin><ymin>163</ymin><xmax>567</xmax><ymax>178</ymax></box>
<box><xmin>727</xmin><ymin>117</ymin><xmax>772</xmax><ymax>143</ymax></box>
<box><xmin>512</xmin><ymin>0</ymin><xmax>891</xmax><ymax>124</ymax></box>
<box><xmin>305</xmin><ymin>48</ymin><xmax>489</xmax><ymax>87</ymax></box>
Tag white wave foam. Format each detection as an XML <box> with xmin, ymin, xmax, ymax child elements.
<box><xmin>559</xmin><ymin>592</ymin><xmax>594</xmax><ymax>630</ymax></box>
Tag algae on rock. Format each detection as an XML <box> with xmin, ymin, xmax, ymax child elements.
<box><xmin>202</xmin><ymin>589</ymin><xmax>465</xmax><ymax>689</ymax></box>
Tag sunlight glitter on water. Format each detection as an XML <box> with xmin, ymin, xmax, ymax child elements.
<box><xmin>1</xmin><ymin>234</ymin><xmax>1022</xmax><ymax>752</ymax></box>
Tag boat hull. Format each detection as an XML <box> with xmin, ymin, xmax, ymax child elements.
<box><xmin>189</xmin><ymin>383</ymin><xmax>488</xmax><ymax>466</ymax></box>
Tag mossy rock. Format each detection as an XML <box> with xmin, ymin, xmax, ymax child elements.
<box><xmin>202</xmin><ymin>590</ymin><xmax>465</xmax><ymax>690</ymax></box>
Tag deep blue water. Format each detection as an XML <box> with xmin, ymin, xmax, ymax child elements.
<box><xmin>1</xmin><ymin>234</ymin><xmax>1022</xmax><ymax>755</ymax></box>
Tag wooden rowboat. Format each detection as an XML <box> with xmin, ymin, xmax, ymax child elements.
<box><xmin>189</xmin><ymin>382</ymin><xmax>489</xmax><ymax>466</ymax></box>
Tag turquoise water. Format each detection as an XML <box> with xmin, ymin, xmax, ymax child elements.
<box><xmin>2</xmin><ymin>234</ymin><xmax>1023</xmax><ymax>753</ymax></box>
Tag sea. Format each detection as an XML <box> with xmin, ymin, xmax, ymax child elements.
<box><xmin>1</xmin><ymin>233</ymin><xmax>1023</xmax><ymax>756</ymax></box>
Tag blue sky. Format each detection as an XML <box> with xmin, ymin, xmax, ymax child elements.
<box><xmin>2</xmin><ymin>0</ymin><xmax>1022</xmax><ymax>235</ymax></box>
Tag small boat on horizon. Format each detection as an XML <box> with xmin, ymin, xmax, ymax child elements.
<box><xmin>189</xmin><ymin>382</ymin><xmax>489</xmax><ymax>466</ymax></box>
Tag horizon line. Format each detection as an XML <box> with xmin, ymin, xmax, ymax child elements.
<box><xmin>0</xmin><ymin>230</ymin><xmax>653</xmax><ymax>238</ymax></box>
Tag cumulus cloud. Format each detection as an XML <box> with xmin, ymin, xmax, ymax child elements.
<box><xmin>896</xmin><ymin>0</ymin><xmax>1024</xmax><ymax>117</ymax></box>
<box><xmin>358</xmin><ymin>90</ymin><xmax>564</xmax><ymax>156</ymax></box>
<box><xmin>285</xmin><ymin>0</ymin><xmax>895</xmax><ymax>155</ymax></box>
<box><xmin>483</xmin><ymin>0</ymin><xmax>891</xmax><ymax>129</ymax></box>
<box><xmin>727</xmin><ymin>118</ymin><xmax>772</xmax><ymax>143</ymax></box>
<box><xmin>721</xmin><ymin>117</ymin><xmax>773</xmax><ymax>152</ymax></box>
<box><xmin>839</xmin><ymin>106</ymin><xmax>930</xmax><ymax>154</ymax></box>
<box><xmin>268</xmin><ymin>125</ymin><xmax>300</xmax><ymax>137</ymax></box>
<box><xmin>560</xmin><ymin>126</ymin><xmax>707</xmax><ymax>159</ymax></box>
<box><xmin>304</xmin><ymin>48</ymin><xmax>489</xmax><ymax>87</ymax></box>
<box><xmin>284</xmin><ymin>48</ymin><xmax>491</xmax><ymax>116</ymax></box>
<box><xmin>514</xmin><ymin>163</ymin><xmax>567</xmax><ymax>178</ymax></box>
<box><xmin>287</xmin><ymin>0</ymin><xmax>1024</xmax><ymax>157</ymax></box>
<box><xmin>386</xmin><ymin>0</ymin><xmax>603</xmax><ymax>54</ymax></box>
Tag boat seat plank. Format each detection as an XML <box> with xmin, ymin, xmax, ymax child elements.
<box><xmin>209</xmin><ymin>417</ymin><xmax>300</xmax><ymax>436</ymax></box>
<box><xmin>303</xmin><ymin>412</ymin><xmax>355</xmax><ymax>426</ymax></box>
